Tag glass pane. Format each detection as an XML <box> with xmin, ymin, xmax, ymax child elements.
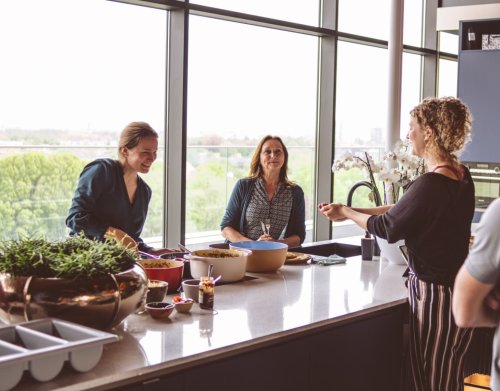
<box><xmin>187</xmin><ymin>16</ymin><xmax>318</xmax><ymax>245</ymax></box>
<box><xmin>439</xmin><ymin>31</ymin><xmax>459</xmax><ymax>55</ymax></box>
<box><xmin>400</xmin><ymin>53</ymin><xmax>422</xmax><ymax>139</ymax></box>
<box><xmin>404</xmin><ymin>0</ymin><xmax>423</xmax><ymax>47</ymax></box>
<box><xmin>338</xmin><ymin>0</ymin><xmax>390</xmax><ymax>40</ymax></box>
<box><xmin>437</xmin><ymin>58</ymin><xmax>458</xmax><ymax>98</ymax></box>
<box><xmin>0</xmin><ymin>0</ymin><xmax>166</xmax><ymax>242</ymax></box>
<box><xmin>191</xmin><ymin>0</ymin><xmax>319</xmax><ymax>26</ymax></box>
<box><xmin>334</xmin><ymin>42</ymin><xmax>388</xmax><ymax>207</ymax></box>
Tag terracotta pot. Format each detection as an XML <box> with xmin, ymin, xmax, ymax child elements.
<box><xmin>0</xmin><ymin>263</ymin><xmax>147</xmax><ymax>330</ymax></box>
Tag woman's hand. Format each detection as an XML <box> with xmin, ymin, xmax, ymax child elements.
<box><xmin>257</xmin><ymin>233</ymin><xmax>274</xmax><ymax>241</ymax></box>
<box><xmin>318</xmin><ymin>202</ymin><xmax>347</xmax><ymax>222</ymax></box>
<box><xmin>105</xmin><ymin>227</ymin><xmax>138</xmax><ymax>250</ymax></box>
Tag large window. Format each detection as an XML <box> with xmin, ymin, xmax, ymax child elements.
<box><xmin>338</xmin><ymin>0</ymin><xmax>390</xmax><ymax>40</ymax></box>
<box><xmin>401</xmin><ymin>53</ymin><xmax>423</xmax><ymax>138</ymax></box>
<box><xmin>190</xmin><ymin>0</ymin><xmax>320</xmax><ymax>26</ymax></box>
<box><xmin>437</xmin><ymin>59</ymin><xmax>458</xmax><ymax>98</ymax></box>
<box><xmin>339</xmin><ymin>0</ymin><xmax>423</xmax><ymax>46</ymax></box>
<box><xmin>0</xmin><ymin>0</ymin><xmax>441</xmax><ymax>245</ymax></box>
<box><xmin>187</xmin><ymin>16</ymin><xmax>318</xmax><ymax>244</ymax></box>
<box><xmin>0</xmin><ymin>0</ymin><xmax>166</xmax><ymax>241</ymax></box>
<box><xmin>333</xmin><ymin>42</ymin><xmax>388</xmax><ymax>208</ymax></box>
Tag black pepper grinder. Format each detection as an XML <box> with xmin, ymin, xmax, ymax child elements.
<box><xmin>361</xmin><ymin>231</ymin><xmax>374</xmax><ymax>261</ymax></box>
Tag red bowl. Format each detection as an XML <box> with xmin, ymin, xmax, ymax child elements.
<box><xmin>138</xmin><ymin>259</ymin><xmax>184</xmax><ymax>294</ymax></box>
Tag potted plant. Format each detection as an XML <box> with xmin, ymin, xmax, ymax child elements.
<box><xmin>332</xmin><ymin>140</ymin><xmax>426</xmax><ymax>264</ymax></box>
<box><xmin>0</xmin><ymin>234</ymin><xmax>147</xmax><ymax>330</ymax></box>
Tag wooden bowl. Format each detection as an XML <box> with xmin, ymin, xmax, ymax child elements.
<box><xmin>145</xmin><ymin>302</ymin><xmax>174</xmax><ymax>320</ymax></box>
<box><xmin>229</xmin><ymin>241</ymin><xmax>288</xmax><ymax>272</ymax></box>
<box><xmin>174</xmin><ymin>299</ymin><xmax>194</xmax><ymax>313</ymax></box>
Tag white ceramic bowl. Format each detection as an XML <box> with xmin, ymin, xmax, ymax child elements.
<box><xmin>186</xmin><ymin>249</ymin><xmax>251</xmax><ymax>283</ymax></box>
<box><xmin>229</xmin><ymin>241</ymin><xmax>288</xmax><ymax>272</ymax></box>
<box><xmin>182</xmin><ymin>279</ymin><xmax>200</xmax><ymax>302</ymax></box>
<box><xmin>375</xmin><ymin>237</ymin><xmax>406</xmax><ymax>265</ymax></box>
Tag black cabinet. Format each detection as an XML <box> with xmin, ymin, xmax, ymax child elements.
<box><xmin>458</xmin><ymin>19</ymin><xmax>500</xmax><ymax>164</ymax></box>
<box><xmin>119</xmin><ymin>305</ymin><xmax>406</xmax><ymax>391</ymax></box>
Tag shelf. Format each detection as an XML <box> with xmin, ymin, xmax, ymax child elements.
<box><xmin>460</xmin><ymin>19</ymin><xmax>500</xmax><ymax>51</ymax></box>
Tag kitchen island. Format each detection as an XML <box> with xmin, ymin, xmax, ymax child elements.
<box><xmin>10</xmin><ymin>241</ymin><xmax>408</xmax><ymax>391</ymax></box>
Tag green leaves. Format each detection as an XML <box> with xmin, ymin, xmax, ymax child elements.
<box><xmin>0</xmin><ymin>233</ymin><xmax>137</xmax><ymax>279</ymax></box>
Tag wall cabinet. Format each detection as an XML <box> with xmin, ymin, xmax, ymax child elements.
<box><xmin>458</xmin><ymin>18</ymin><xmax>500</xmax><ymax>164</ymax></box>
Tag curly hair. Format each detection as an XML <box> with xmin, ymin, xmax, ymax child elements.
<box><xmin>248</xmin><ymin>135</ymin><xmax>294</xmax><ymax>186</ymax></box>
<box><xmin>410</xmin><ymin>97</ymin><xmax>472</xmax><ymax>164</ymax></box>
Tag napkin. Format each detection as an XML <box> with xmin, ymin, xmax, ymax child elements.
<box><xmin>310</xmin><ymin>254</ymin><xmax>347</xmax><ymax>266</ymax></box>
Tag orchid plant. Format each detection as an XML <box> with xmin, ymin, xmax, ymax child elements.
<box><xmin>332</xmin><ymin>140</ymin><xmax>426</xmax><ymax>206</ymax></box>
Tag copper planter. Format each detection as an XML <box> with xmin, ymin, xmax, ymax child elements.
<box><xmin>0</xmin><ymin>263</ymin><xmax>147</xmax><ymax>330</ymax></box>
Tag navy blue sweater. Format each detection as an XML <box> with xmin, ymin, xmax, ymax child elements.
<box><xmin>66</xmin><ymin>158</ymin><xmax>152</xmax><ymax>251</ymax></box>
<box><xmin>220</xmin><ymin>178</ymin><xmax>306</xmax><ymax>244</ymax></box>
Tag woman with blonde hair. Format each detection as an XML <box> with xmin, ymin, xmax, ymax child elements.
<box><xmin>319</xmin><ymin>97</ymin><xmax>475</xmax><ymax>390</ymax></box>
<box><xmin>221</xmin><ymin>135</ymin><xmax>305</xmax><ymax>247</ymax></box>
<box><xmin>67</xmin><ymin>121</ymin><xmax>170</xmax><ymax>255</ymax></box>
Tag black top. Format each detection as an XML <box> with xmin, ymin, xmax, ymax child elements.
<box><xmin>66</xmin><ymin>158</ymin><xmax>152</xmax><ymax>251</ymax></box>
<box><xmin>367</xmin><ymin>166</ymin><xmax>475</xmax><ymax>286</ymax></box>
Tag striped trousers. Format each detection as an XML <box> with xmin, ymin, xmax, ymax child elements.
<box><xmin>408</xmin><ymin>271</ymin><xmax>474</xmax><ymax>391</ymax></box>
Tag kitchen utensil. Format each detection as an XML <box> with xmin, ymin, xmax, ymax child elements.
<box><xmin>145</xmin><ymin>302</ymin><xmax>174</xmax><ymax>320</ymax></box>
<box><xmin>260</xmin><ymin>221</ymin><xmax>267</xmax><ymax>235</ymax></box>
<box><xmin>174</xmin><ymin>299</ymin><xmax>194</xmax><ymax>313</ymax></box>
<box><xmin>264</xmin><ymin>219</ymin><xmax>271</xmax><ymax>235</ymax></box>
<box><xmin>138</xmin><ymin>259</ymin><xmax>184</xmax><ymax>294</ymax></box>
<box><xmin>229</xmin><ymin>241</ymin><xmax>288</xmax><ymax>272</ymax></box>
<box><xmin>182</xmin><ymin>279</ymin><xmax>200</xmax><ymax>302</ymax></box>
<box><xmin>0</xmin><ymin>318</ymin><xmax>118</xmax><ymax>390</ymax></box>
<box><xmin>177</xmin><ymin>243</ymin><xmax>192</xmax><ymax>254</ymax></box>
<box><xmin>146</xmin><ymin>280</ymin><xmax>168</xmax><ymax>303</ymax></box>
<box><xmin>186</xmin><ymin>249</ymin><xmax>251</xmax><ymax>283</ymax></box>
<box><xmin>138</xmin><ymin>250</ymin><xmax>162</xmax><ymax>259</ymax></box>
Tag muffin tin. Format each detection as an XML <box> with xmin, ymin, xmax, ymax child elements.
<box><xmin>0</xmin><ymin>318</ymin><xmax>118</xmax><ymax>390</ymax></box>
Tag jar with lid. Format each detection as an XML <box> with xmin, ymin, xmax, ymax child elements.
<box><xmin>199</xmin><ymin>276</ymin><xmax>214</xmax><ymax>310</ymax></box>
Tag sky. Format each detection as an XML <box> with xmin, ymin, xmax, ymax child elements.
<box><xmin>0</xmin><ymin>0</ymin><xmax>447</xmax><ymax>143</ymax></box>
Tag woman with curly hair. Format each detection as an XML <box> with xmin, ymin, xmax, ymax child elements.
<box><xmin>319</xmin><ymin>97</ymin><xmax>475</xmax><ymax>391</ymax></box>
<box><xmin>220</xmin><ymin>135</ymin><xmax>305</xmax><ymax>247</ymax></box>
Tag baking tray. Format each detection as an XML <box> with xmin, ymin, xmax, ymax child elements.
<box><xmin>0</xmin><ymin>318</ymin><xmax>118</xmax><ymax>390</ymax></box>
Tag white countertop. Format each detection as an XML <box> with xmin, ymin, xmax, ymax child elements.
<box><xmin>12</xmin><ymin>254</ymin><xmax>408</xmax><ymax>391</ymax></box>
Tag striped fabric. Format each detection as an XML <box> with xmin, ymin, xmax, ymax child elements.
<box><xmin>408</xmin><ymin>271</ymin><xmax>474</xmax><ymax>391</ymax></box>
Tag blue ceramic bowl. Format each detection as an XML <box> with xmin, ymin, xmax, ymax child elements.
<box><xmin>229</xmin><ymin>241</ymin><xmax>288</xmax><ymax>272</ymax></box>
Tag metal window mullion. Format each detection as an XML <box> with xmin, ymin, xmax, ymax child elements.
<box><xmin>165</xmin><ymin>7</ymin><xmax>188</xmax><ymax>248</ymax></box>
<box><xmin>314</xmin><ymin>0</ymin><xmax>337</xmax><ymax>241</ymax></box>
<box><xmin>422</xmin><ymin>0</ymin><xmax>438</xmax><ymax>98</ymax></box>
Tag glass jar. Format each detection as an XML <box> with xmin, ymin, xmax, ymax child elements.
<box><xmin>198</xmin><ymin>276</ymin><xmax>214</xmax><ymax>310</ymax></box>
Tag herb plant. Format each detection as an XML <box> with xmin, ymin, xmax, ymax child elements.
<box><xmin>0</xmin><ymin>234</ymin><xmax>137</xmax><ymax>279</ymax></box>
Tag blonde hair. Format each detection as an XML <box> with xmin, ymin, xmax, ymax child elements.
<box><xmin>118</xmin><ymin>122</ymin><xmax>158</xmax><ymax>158</ymax></box>
<box><xmin>410</xmin><ymin>97</ymin><xmax>472</xmax><ymax>164</ymax></box>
